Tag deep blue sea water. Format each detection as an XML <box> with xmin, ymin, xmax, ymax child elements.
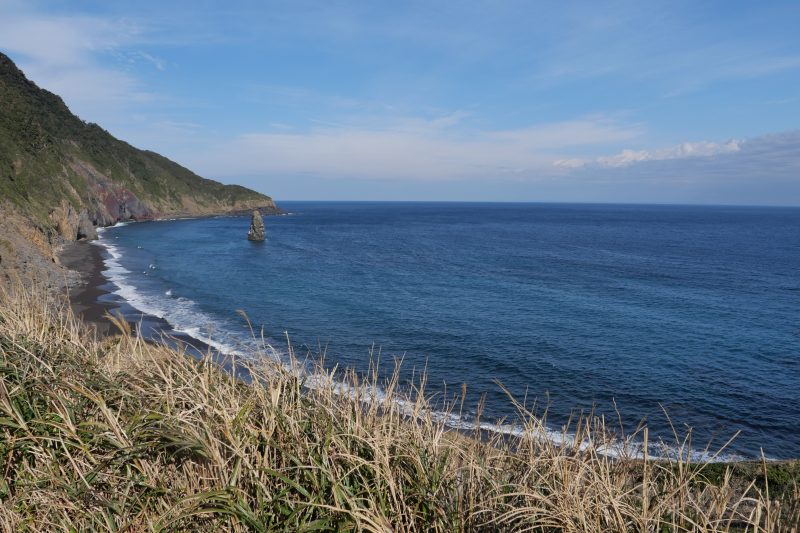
<box><xmin>95</xmin><ymin>202</ymin><xmax>800</xmax><ymax>460</ymax></box>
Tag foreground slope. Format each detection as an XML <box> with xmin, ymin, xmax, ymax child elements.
<box><xmin>0</xmin><ymin>283</ymin><xmax>797</xmax><ymax>531</ymax></box>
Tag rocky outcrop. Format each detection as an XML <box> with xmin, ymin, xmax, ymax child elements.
<box><xmin>0</xmin><ymin>202</ymin><xmax>79</xmax><ymax>290</ymax></box>
<box><xmin>247</xmin><ymin>210</ymin><xmax>266</xmax><ymax>241</ymax></box>
<box><xmin>67</xmin><ymin>159</ymin><xmax>155</xmax><ymax>227</ymax></box>
<box><xmin>49</xmin><ymin>201</ymin><xmax>98</xmax><ymax>241</ymax></box>
<box><xmin>50</xmin><ymin>201</ymin><xmax>80</xmax><ymax>240</ymax></box>
<box><xmin>76</xmin><ymin>212</ymin><xmax>97</xmax><ymax>240</ymax></box>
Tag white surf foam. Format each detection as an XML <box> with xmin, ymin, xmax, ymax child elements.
<box><xmin>92</xmin><ymin>226</ymin><xmax>750</xmax><ymax>464</ymax></box>
<box><xmin>300</xmin><ymin>370</ymin><xmax>745</xmax><ymax>462</ymax></box>
<box><xmin>94</xmin><ymin>229</ymin><xmax>266</xmax><ymax>359</ymax></box>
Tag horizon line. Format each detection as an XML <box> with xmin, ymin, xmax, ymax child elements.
<box><xmin>269</xmin><ymin>199</ymin><xmax>800</xmax><ymax>209</ymax></box>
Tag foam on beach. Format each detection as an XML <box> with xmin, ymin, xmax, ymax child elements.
<box><xmin>92</xmin><ymin>225</ymin><xmax>749</xmax><ymax>464</ymax></box>
<box><xmin>95</xmin><ymin>238</ymin><xmax>261</xmax><ymax>359</ymax></box>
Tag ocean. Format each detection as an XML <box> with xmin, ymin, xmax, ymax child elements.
<box><xmin>94</xmin><ymin>202</ymin><xmax>800</xmax><ymax>460</ymax></box>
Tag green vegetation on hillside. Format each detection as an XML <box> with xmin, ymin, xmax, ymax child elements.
<box><xmin>0</xmin><ymin>52</ymin><xmax>275</xmax><ymax>226</ymax></box>
<box><xmin>0</xmin><ymin>282</ymin><xmax>797</xmax><ymax>531</ymax></box>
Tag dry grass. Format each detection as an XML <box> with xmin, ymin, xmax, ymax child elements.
<box><xmin>0</xmin><ymin>282</ymin><xmax>798</xmax><ymax>532</ymax></box>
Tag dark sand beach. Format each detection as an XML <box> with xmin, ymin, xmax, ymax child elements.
<box><xmin>58</xmin><ymin>241</ymin><xmax>119</xmax><ymax>337</ymax></box>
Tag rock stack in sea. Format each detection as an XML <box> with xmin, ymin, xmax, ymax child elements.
<box><xmin>247</xmin><ymin>209</ymin><xmax>266</xmax><ymax>241</ymax></box>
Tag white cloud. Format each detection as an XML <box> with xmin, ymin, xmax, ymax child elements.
<box><xmin>0</xmin><ymin>13</ymin><xmax>117</xmax><ymax>66</ymax></box>
<box><xmin>488</xmin><ymin>119</ymin><xmax>643</xmax><ymax>150</ymax></box>
<box><xmin>0</xmin><ymin>4</ymin><xmax>161</xmax><ymax>124</ymax></box>
<box><xmin>183</xmin><ymin>116</ymin><xmax>643</xmax><ymax>181</ymax></box>
<box><xmin>134</xmin><ymin>51</ymin><xmax>166</xmax><ymax>71</ymax></box>
<box><xmin>552</xmin><ymin>158</ymin><xmax>585</xmax><ymax>169</ymax></box>
<box><xmin>556</xmin><ymin>139</ymin><xmax>742</xmax><ymax>169</ymax></box>
<box><xmin>592</xmin><ymin>131</ymin><xmax>800</xmax><ymax>205</ymax></box>
<box><xmin>219</xmin><ymin>130</ymin><xmax>800</xmax><ymax>205</ymax></box>
<box><xmin>182</xmin><ymin>124</ymin><xmax>800</xmax><ymax>206</ymax></box>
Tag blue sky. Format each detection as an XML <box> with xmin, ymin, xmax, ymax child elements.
<box><xmin>1</xmin><ymin>0</ymin><xmax>799</xmax><ymax>204</ymax></box>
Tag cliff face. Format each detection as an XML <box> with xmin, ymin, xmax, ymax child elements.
<box><xmin>0</xmin><ymin>52</ymin><xmax>278</xmax><ymax>243</ymax></box>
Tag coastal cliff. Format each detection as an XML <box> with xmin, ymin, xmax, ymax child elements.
<box><xmin>0</xmin><ymin>51</ymin><xmax>277</xmax><ymax>233</ymax></box>
<box><xmin>0</xmin><ymin>52</ymin><xmax>277</xmax><ymax>284</ymax></box>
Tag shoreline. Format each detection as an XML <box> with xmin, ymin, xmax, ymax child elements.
<box><xmin>58</xmin><ymin>234</ymin><xmax>250</xmax><ymax>378</ymax></box>
<box><xmin>56</xmin><ymin>212</ymin><xmax>267</xmax><ymax>338</ymax></box>
<box><xmin>47</xmin><ymin>243</ymin><xmax>800</xmax><ymax>473</ymax></box>
<box><xmin>55</xmin><ymin>219</ymin><xmax>798</xmax><ymax>465</ymax></box>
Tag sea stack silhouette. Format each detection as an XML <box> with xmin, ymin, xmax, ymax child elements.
<box><xmin>247</xmin><ymin>209</ymin><xmax>266</xmax><ymax>241</ymax></box>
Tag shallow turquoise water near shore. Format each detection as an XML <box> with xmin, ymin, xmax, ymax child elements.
<box><xmin>96</xmin><ymin>202</ymin><xmax>800</xmax><ymax>459</ymax></box>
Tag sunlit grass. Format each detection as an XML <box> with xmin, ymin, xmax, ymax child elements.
<box><xmin>0</xmin><ymin>281</ymin><xmax>797</xmax><ymax>531</ymax></box>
